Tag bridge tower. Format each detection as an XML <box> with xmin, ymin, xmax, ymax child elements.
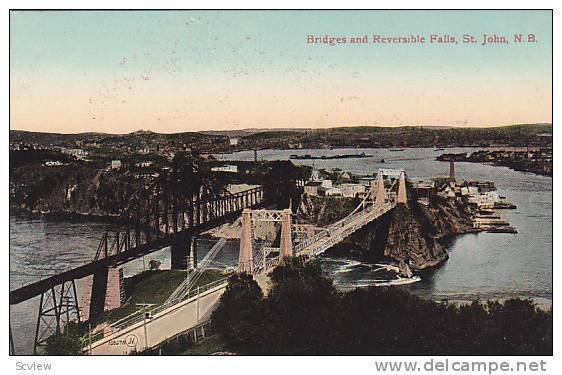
<box><xmin>238</xmin><ymin>209</ymin><xmax>254</xmax><ymax>273</ymax></box>
<box><xmin>238</xmin><ymin>207</ymin><xmax>293</xmax><ymax>274</ymax></box>
<box><xmin>374</xmin><ymin>170</ymin><xmax>388</xmax><ymax>205</ymax></box>
<box><xmin>279</xmin><ymin>209</ymin><xmax>293</xmax><ymax>262</ymax></box>
<box><xmin>81</xmin><ymin>266</ymin><xmax>124</xmax><ymax>323</ymax></box>
<box><xmin>397</xmin><ymin>170</ymin><xmax>408</xmax><ymax>204</ymax></box>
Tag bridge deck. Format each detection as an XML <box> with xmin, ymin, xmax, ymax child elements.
<box><xmin>10</xmin><ymin>201</ymin><xmax>267</xmax><ymax>305</ymax></box>
<box><xmin>295</xmin><ymin>200</ymin><xmax>396</xmax><ymax>257</ymax></box>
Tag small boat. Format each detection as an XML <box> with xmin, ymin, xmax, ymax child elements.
<box><xmin>389</xmin><ymin>148</ymin><xmax>405</xmax><ymax>152</ymax></box>
<box><xmin>433</xmin><ymin>147</ymin><xmax>445</xmax><ymax>151</ymax></box>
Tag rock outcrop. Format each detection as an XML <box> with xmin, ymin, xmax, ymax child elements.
<box><xmin>382</xmin><ymin>203</ymin><xmax>449</xmax><ymax>271</ymax></box>
<box><xmin>10</xmin><ymin>164</ymin><xmax>141</xmax><ymax>219</ymax></box>
<box><xmin>298</xmin><ymin>193</ymin><xmax>475</xmax><ymax>273</ymax></box>
<box><xmin>297</xmin><ymin>194</ymin><xmax>359</xmax><ymax>226</ymax></box>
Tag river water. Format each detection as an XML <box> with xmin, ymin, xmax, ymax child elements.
<box><xmin>10</xmin><ymin>147</ymin><xmax>552</xmax><ymax>354</ymax></box>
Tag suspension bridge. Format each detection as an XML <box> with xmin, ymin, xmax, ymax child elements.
<box><xmin>84</xmin><ymin>169</ymin><xmax>408</xmax><ymax>355</ymax></box>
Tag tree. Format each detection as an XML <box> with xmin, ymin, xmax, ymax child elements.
<box><xmin>148</xmin><ymin>259</ymin><xmax>161</xmax><ymax>271</ymax></box>
<box><xmin>210</xmin><ymin>273</ymin><xmax>265</xmax><ymax>353</ymax></box>
<box><xmin>263</xmin><ymin>259</ymin><xmax>340</xmax><ymax>354</ymax></box>
<box><xmin>44</xmin><ymin>322</ymin><xmax>83</xmax><ymax>355</ymax></box>
<box><xmin>210</xmin><ymin>259</ymin><xmax>552</xmax><ymax>355</ymax></box>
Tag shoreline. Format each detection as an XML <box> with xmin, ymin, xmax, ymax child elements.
<box><xmin>10</xmin><ymin>207</ymin><xmax>122</xmax><ymax>224</ymax></box>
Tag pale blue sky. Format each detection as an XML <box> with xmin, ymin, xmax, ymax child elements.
<box><xmin>10</xmin><ymin>10</ymin><xmax>552</xmax><ymax>133</ymax></box>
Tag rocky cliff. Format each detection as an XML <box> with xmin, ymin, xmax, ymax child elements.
<box><xmin>298</xmin><ymin>193</ymin><xmax>475</xmax><ymax>273</ymax></box>
<box><xmin>10</xmin><ymin>164</ymin><xmax>141</xmax><ymax>219</ymax></box>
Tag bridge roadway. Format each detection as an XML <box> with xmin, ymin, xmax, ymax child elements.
<box><xmin>88</xmin><ymin>278</ymin><xmax>228</xmax><ymax>355</ymax></box>
<box><xmin>294</xmin><ymin>200</ymin><xmax>397</xmax><ymax>257</ymax></box>
<box><xmin>9</xmin><ymin>200</ymin><xmax>267</xmax><ymax>305</ymax></box>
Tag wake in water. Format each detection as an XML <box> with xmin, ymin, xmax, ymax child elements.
<box><xmin>320</xmin><ymin>257</ymin><xmax>421</xmax><ymax>289</ymax></box>
<box><xmin>347</xmin><ymin>276</ymin><xmax>421</xmax><ymax>288</ymax></box>
<box><xmin>335</xmin><ymin>259</ymin><xmax>362</xmax><ymax>273</ymax></box>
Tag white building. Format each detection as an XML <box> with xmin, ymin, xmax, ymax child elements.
<box><xmin>229</xmin><ymin>138</ymin><xmax>239</xmax><ymax>146</ymax></box>
<box><xmin>339</xmin><ymin>183</ymin><xmax>366</xmax><ymax>198</ymax></box>
<box><xmin>379</xmin><ymin>168</ymin><xmax>404</xmax><ymax>178</ymax></box>
<box><xmin>211</xmin><ymin>165</ymin><xmax>238</xmax><ymax>173</ymax></box>
<box><xmin>63</xmin><ymin>148</ymin><xmax>89</xmax><ymax>160</ymax></box>
<box><xmin>468</xmin><ymin>186</ymin><xmax>479</xmax><ymax>196</ymax></box>
<box><xmin>310</xmin><ymin>169</ymin><xmax>321</xmax><ymax>182</ymax></box>
<box><xmin>304</xmin><ymin>181</ymin><xmax>321</xmax><ymax>196</ymax></box>
<box><xmin>111</xmin><ymin>160</ymin><xmax>122</xmax><ymax>169</ymax></box>
<box><xmin>324</xmin><ymin>187</ymin><xmax>342</xmax><ymax>197</ymax></box>
<box><xmin>468</xmin><ymin>191</ymin><xmax>500</xmax><ymax>208</ymax></box>
<box><xmin>358</xmin><ymin>177</ymin><xmax>377</xmax><ymax>187</ymax></box>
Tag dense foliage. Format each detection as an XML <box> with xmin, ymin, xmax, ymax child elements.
<box><xmin>211</xmin><ymin>259</ymin><xmax>552</xmax><ymax>355</ymax></box>
<box><xmin>44</xmin><ymin>322</ymin><xmax>83</xmax><ymax>355</ymax></box>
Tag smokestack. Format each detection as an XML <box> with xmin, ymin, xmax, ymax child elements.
<box><xmin>449</xmin><ymin>160</ymin><xmax>455</xmax><ymax>181</ymax></box>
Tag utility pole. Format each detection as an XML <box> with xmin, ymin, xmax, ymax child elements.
<box><xmin>9</xmin><ymin>324</ymin><xmax>15</xmax><ymax>355</ymax></box>
<box><xmin>196</xmin><ymin>286</ymin><xmax>200</xmax><ymax>324</ymax></box>
<box><xmin>141</xmin><ymin>257</ymin><xmax>148</xmax><ymax>351</ymax></box>
<box><xmin>143</xmin><ymin>307</ymin><xmax>149</xmax><ymax>351</ymax></box>
<box><xmin>88</xmin><ymin>322</ymin><xmax>92</xmax><ymax>355</ymax></box>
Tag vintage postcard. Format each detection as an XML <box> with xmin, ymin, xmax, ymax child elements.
<box><xmin>6</xmin><ymin>6</ymin><xmax>555</xmax><ymax>373</ymax></box>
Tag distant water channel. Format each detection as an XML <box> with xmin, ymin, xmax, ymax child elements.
<box><xmin>10</xmin><ymin>148</ymin><xmax>552</xmax><ymax>354</ymax></box>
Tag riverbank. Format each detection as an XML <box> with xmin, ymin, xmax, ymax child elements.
<box><xmin>289</xmin><ymin>152</ymin><xmax>372</xmax><ymax>160</ymax></box>
<box><xmin>437</xmin><ymin>149</ymin><xmax>552</xmax><ymax>177</ymax></box>
<box><xmin>9</xmin><ymin>207</ymin><xmax>123</xmax><ymax>224</ymax></box>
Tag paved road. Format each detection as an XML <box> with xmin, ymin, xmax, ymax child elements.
<box><xmin>88</xmin><ymin>281</ymin><xmax>227</xmax><ymax>355</ymax></box>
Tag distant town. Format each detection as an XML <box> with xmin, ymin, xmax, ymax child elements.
<box><xmin>10</xmin><ymin>123</ymin><xmax>552</xmax><ymax>156</ymax></box>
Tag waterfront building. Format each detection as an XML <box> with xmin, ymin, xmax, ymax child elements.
<box><xmin>321</xmin><ymin>179</ymin><xmax>333</xmax><ymax>189</ymax></box>
<box><xmin>341</xmin><ymin>171</ymin><xmax>353</xmax><ymax>181</ymax></box>
<box><xmin>379</xmin><ymin>168</ymin><xmax>404</xmax><ymax>178</ymax></box>
<box><xmin>468</xmin><ymin>191</ymin><xmax>500</xmax><ymax>208</ymax></box>
<box><xmin>323</xmin><ymin>187</ymin><xmax>343</xmax><ymax>197</ymax></box>
<box><xmin>304</xmin><ymin>181</ymin><xmax>321</xmax><ymax>196</ymax></box>
<box><xmin>310</xmin><ymin>169</ymin><xmax>321</xmax><ymax>182</ymax></box>
<box><xmin>339</xmin><ymin>183</ymin><xmax>366</xmax><ymax>198</ymax></box>
<box><xmin>358</xmin><ymin>176</ymin><xmax>377</xmax><ymax>187</ymax></box>
<box><xmin>467</xmin><ymin>186</ymin><xmax>480</xmax><ymax>196</ymax></box>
